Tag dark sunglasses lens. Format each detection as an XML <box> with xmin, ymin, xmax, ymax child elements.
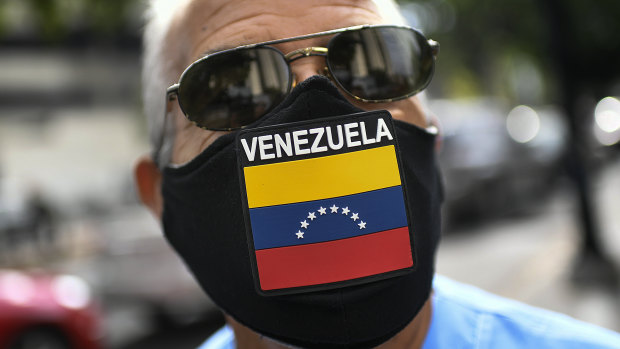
<box><xmin>327</xmin><ymin>27</ymin><xmax>434</xmax><ymax>101</ymax></box>
<box><xmin>178</xmin><ymin>47</ymin><xmax>290</xmax><ymax>129</ymax></box>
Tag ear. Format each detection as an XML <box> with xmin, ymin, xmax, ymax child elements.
<box><xmin>134</xmin><ymin>155</ymin><xmax>164</xmax><ymax>219</ymax></box>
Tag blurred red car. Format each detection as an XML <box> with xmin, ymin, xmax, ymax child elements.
<box><xmin>0</xmin><ymin>269</ymin><xmax>101</xmax><ymax>349</ymax></box>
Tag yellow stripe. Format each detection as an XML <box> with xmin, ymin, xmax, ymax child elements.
<box><xmin>244</xmin><ymin>145</ymin><xmax>401</xmax><ymax>208</ymax></box>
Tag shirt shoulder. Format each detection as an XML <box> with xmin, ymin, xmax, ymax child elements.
<box><xmin>424</xmin><ymin>275</ymin><xmax>620</xmax><ymax>349</ymax></box>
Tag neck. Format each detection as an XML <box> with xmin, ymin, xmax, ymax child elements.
<box><xmin>226</xmin><ymin>297</ymin><xmax>433</xmax><ymax>349</ymax></box>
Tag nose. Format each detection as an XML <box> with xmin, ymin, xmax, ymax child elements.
<box><xmin>289</xmin><ymin>55</ymin><xmax>329</xmax><ymax>86</ymax></box>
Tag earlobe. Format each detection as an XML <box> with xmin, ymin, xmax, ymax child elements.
<box><xmin>134</xmin><ymin>155</ymin><xmax>164</xmax><ymax>219</ymax></box>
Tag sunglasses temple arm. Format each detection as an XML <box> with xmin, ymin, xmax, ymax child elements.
<box><xmin>153</xmin><ymin>86</ymin><xmax>179</xmax><ymax>168</ymax></box>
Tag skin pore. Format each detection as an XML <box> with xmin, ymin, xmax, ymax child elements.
<box><xmin>135</xmin><ymin>0</ymin><xmax>433</xmax><ymax>348</ymax></box>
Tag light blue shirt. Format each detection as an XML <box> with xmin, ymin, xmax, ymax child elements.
<box><xmin>199</xmin><ymin>275</ymin><xmax>620</xmax><ymax>349</ymax></box>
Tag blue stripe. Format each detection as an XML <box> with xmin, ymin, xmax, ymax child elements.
<box><xmin>249</xmin><ymin>186</ymin><xmax>408</xmax><ymax>250</ymax></box>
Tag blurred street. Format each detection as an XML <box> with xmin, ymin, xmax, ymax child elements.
<box><xmin>438</xmin><ymin>159</ymin><xmax>620</xmax><ymax>332</ymax></box>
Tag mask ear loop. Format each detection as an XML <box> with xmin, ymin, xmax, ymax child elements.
<box><xmin>427</xmin><ymin>113</ymin><xmax>442</xmax><ymax>152</ymax></box>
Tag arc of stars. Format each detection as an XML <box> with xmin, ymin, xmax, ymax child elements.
<box><xmin>293</xmin><ymin>203</ymin><xmax>369</xmax><ymax>238</ymax></box>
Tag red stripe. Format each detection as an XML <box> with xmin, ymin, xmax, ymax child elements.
<box><xmin>255</xmin><ymin>227</ymin><xmax>413</xmax><ymax>291</ymax></box>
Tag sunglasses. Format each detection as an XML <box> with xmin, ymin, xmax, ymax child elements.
<box><xmin>166</xmin><ymin>25</ymin><xmax>439</xmax><ymax>131</ymax></box>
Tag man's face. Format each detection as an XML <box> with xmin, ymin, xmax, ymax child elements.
<box><xmin>167</xmin><ymin>0</ymin><xmax>430</xmax><ymax>165</ymax></box>
<box><xmin>135</xmin><ymin>3</ymin><xmax>442</xmax><ymax>345</ymax></box>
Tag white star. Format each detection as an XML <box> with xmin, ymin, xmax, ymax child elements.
<box><xmin>300</xmin><ymin>220</ymin><xmax>309</xmax><ymax>229</ymax></box>
<box><xmin>318</xmin><ymin>206</ymin><xmax>327</xmax><ymax>215</ymax></box>
<box><xmin>341</xmin><ymin>207</ymin><xmax>350</xmax><ymax>215</ymax></box>
<box><xmin>350</xmin><ymin>213</ymin><xmax>359</xmax><ymax>221</ymax></box>
<box><xmin>307</xmin><ymin>212</ymin><xmax>316</xmax><ymax>221</ymax></box>
<box><xmin>330</xmin><ymin>204</ymin><xmax>339</xmax><ymax>213</ymax></box>
<box><xmin>296</xmin><ymin>230</ymin><xmax>304</xmax><ymax>239</ymax></box>
<box><xmin>358</xmin><ymin>221</ymin><xmax>366</xmax><ymax>229</ymax></box>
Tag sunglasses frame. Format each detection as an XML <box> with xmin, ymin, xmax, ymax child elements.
<box><xmin>166</xmin><ymin>24</ymin><xmax>439</xmax><ymax>130</ymax></box>
<box><xmin>155</xmin><ymin>25</ymin><xmax>438</xmax><ymax>166</ymax></box>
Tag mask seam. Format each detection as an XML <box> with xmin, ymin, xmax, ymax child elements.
<box><xmin>339</xmin><ymin>289</ymin><xmax>351</xmax><ymax>345</ymax></box>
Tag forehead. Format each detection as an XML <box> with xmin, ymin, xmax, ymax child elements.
<box><xmin>173</xmin><ymin>0</ymin><xmax>391</xmax><ymax>65</ymax></box>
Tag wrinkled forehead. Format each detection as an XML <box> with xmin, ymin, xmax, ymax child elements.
<box><xmin>166</xmin><ymin>0</ymin><xmax>401</xmax><ymax>71</ymax></box>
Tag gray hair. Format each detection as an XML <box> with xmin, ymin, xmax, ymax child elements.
<box><xmin>142</xmin><ymin>0</ymin><xmax>407</xmax><ymax>166</ymax></box>
<box><xmin>142</xmin><ymin>0</ymin><xmax>192</xmax><ymax>165</ymax></box>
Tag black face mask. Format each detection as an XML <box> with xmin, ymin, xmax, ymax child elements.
<box><xmin>161</xmin><ymin>76</ymin><xmax>442</xmax><ymax>349</ymax></box>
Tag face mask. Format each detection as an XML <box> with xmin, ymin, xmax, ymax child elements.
<box><xmin>161</xmin><ymin>76</ymin><xmax>442</xmax><ymax>348</ymax></box>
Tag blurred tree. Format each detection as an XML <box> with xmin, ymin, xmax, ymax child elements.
<box><xmin>87</xmin><ymin>0</ymin><xmax>128</xmax><ymax>34</ymax></box>
<box><xmin>0</xmin><ymin>3</ymin><xmax>6</xmax><ymax>37</ymax></box>
<box><xmin>25</xmin><ymin>0</ymin><xmax>67</xmax><ymax>42</ymax></box>
<box><xmin>540</xmin><ymin>0</ymin><xmax>620</xmax><ymax>286</ymax></box>
<box><xmin>400</xmin><ymin>0</ymin><xmax>620</xmax><ymax>285</ymax></box>
<box><xmin>540</xmin><ymin>0</ymin><xmax>620</xmax><ymax>94</ymax></box>
<box><xmin>0</xmin><ymin>0</ymin><xmax>143</xmax><ymax>46</ymax></box>
<box><xmin>399</xmin><ymin>0</ymin><xmax>549</xmax><ymax>100</ymax></box>
<box><xmin>404</xmin><ymin>0</ymin><xmax>620</xmax><ymax>100</ymax></box>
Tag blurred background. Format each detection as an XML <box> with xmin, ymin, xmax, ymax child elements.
<box><xmin>0</xmin><ymin>0</ymin><xmax>619</xmax><ymax>348</ymax></box>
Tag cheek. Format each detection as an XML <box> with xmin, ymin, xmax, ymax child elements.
<box><xmin>171</xmin><ymin>108</ymin><xmax>229</xmax><ymax>165</ymax></box>
<box><xmin>348</xmin><ymin>97</ymin><xmax>429</xmax><ymax>128</ymax></box>
<box><xmin>383</xmin><ymin>98</ymin><xmax>429</xmax><ymax>128</ymax></box>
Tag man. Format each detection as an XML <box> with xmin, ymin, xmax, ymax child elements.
<box><xmin>134</xmin><ymin>0</ymin><xmax>620</xmax><ymax>348</ymax></box>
